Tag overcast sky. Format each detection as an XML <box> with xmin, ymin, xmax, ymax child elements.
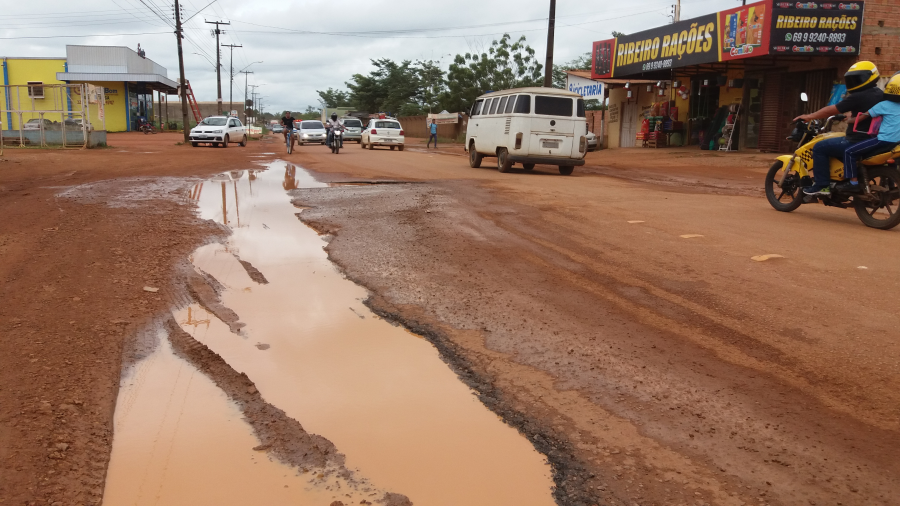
<box><xmin>2</xmin><ymin>0</ymin><xmax>740</xmax><ymax>113</ymax></box>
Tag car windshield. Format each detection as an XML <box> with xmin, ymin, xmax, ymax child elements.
<box><xmin>302</xmin><ymin>121</ymin><xmax>325</xmax><ymax>129</ymax></box>
<box><xmin>375</xmin><ymin>121</ymin><xmax>401</xmax><ymax>129</ymax></box>
<box><xmin>200</xmin><ymin>117</ymin><xmax>228</xmax><ymax>126</ymax></box>
<box><xmin>344</xmin><ymin>119</ymin><xmax>362</xmax><ymax>127</ymax></box>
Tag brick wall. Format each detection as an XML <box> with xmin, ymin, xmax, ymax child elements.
<box><xmin>395</xmin><ymin>115</ymin><xmax>466</xmax><ymax>140</ymax></box>
<box><xmin>859</xmin><ymin>0</ymin><xmax>900</xmax><ymax>75</ymax></box>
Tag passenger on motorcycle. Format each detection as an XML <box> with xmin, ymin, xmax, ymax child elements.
<box><xmin>281</xmin><ymin>111</ymin><xmax>295</xmax><ymax>143</ymax></box>
<box><xmin>841</xmin><ymin>72</ymin><xmax>900</xmax><ymax>192</ymax></box>
<box><xmin>326</xmin><ymin>113</ymin><xmax>343</xmax><ymax>149</ymax></box>
<box><xmin>793</xmin><ymin>61</ymin><xmax>883</xmax><ymax>196</ymax></box>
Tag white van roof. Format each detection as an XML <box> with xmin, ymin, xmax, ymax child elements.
<box><xmin>476</xmin><ymin>87</ymin><xmax>581</xmax><ymax>99</ymax></box>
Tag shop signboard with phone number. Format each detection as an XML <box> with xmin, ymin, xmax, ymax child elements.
<box><xmin>769</xmin><ymin>1</ymin><xmax>864</xmax><ymax>55</ymax></box>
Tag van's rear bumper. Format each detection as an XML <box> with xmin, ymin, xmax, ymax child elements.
<box><xmin>508</xmin><ymin>155</ymin><xmax>586</xmax><ymax>166</ymax></box>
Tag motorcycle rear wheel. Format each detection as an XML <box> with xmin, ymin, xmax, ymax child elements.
<box><xmin>765</xmin><ymin>160</ymin><xmax>803</xmax><ymax>212</ymax></box>
<box><xmin>854</xmin><ymin>166</ymin><xmax>900</xmax><ymax>230</ymax></box>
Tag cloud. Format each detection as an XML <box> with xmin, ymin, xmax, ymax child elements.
<box><xmin>1</xmin><ymin>0</ymin><xmax>735</xmax><ymax>112</ymax></box>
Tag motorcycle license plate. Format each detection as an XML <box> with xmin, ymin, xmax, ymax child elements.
<box><xmin>541</xmin><ymin>139</ymin><xmax>561</xmax><ymax>149</ymax></box>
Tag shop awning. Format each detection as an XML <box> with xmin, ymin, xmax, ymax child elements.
<box><xmin>56</xmin><ymin>72</ymin><xmax>177</xmax><ymax>93</ymax></box>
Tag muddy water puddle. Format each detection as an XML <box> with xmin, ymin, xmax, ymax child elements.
<box><xmin>105</xmin><ymin>161</ymin><xmax>555</xmax><ymax>505</ymax></box>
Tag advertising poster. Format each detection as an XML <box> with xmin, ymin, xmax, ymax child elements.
<box><xmin>720</xmin><ymin>0</ymin><xmax>771</xmax><ymax>60</ymax></box>
<box><xmin>591</xmin><ymin>39</ymin><xmax>615</xmax><ymax>79</ymax></box>
<box><xmin>610</xmin><ymin>13</ymin><xmax>719</xmax><ymax>77</ymax></box>
<box><xmin>769</xmin><ymin>1</ymin><xmax>864</xmax><ymax>55</ymax></box>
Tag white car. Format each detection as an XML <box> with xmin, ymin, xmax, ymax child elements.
<box><xmin>361</xmin><ymin>119</ymin><xmax>405</xmax><ymax>150</ymax></box>
<box><xmin>190</xmin><ymin>116</ymin><xmax>247</xmax><ymax>148</ymax></box>
<box><xmin>294</xmin><ymin>120</ymin><xmax>327</xmax><ymax>145</ymax></box>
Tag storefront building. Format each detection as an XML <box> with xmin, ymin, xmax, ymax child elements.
<box><xmin>1</xmin><ymin>45</ymin><xmax>176</xmax><ymax>134</ymax></box>
<box><xmin>592</xmin><ymin>0</ymin><xmax>898</xmax><ymax>151</ymax></box>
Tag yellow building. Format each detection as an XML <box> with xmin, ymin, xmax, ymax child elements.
<box><xmin>2</xmin><ymin>45</ymin><xmax>176</xmax><ymax>135</ymax></box>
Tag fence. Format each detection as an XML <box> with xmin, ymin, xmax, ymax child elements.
<box><xmin>396</xmin><ymin>114</ymin><xmax>467</xmax><ymax>141</ymax></box>
<box><xmin>1</xmin><ymin>83</ymin><xmax>106</xmax><ymax>148</ymax></box>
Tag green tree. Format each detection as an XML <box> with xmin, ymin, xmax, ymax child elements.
<box><xmin>316</xmin><ymin>87</ymin><xmax>352</xmax><ymax>108</ymax></box>
<box><xmin>611</xmin><ymin>31</ymin><xmax>626</xmax><ymax>38</ymax></box>
<box><xmin>299</xmin><ymin>106</ymin><xmax>320</xmax><ymax>120</ymax></box>
<box><xmin>444</xmin><ymin>34</ymin><xmax>543</xmax><ymax>113</ymax></box>
<box><xmin>346</xmin><ymin>59</ymin><xmax>443</xmax><ymax>115</ymax></box>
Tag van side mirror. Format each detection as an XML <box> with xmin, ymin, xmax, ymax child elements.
<box><xmin>800</xmin><ymin>92</ymin><xmax>808</xmax><ymax>102</ymax></box>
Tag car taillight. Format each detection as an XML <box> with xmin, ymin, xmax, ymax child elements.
<box><xmin>579</xmin><ymin>136</ymin><xmax>586</xmax><ymax>153</ymax></box>
<box><xmin>371</xmin><ymin>129</ymin><xmax>377</xmax><ymax>134</ymax></box>
<box><xmin>399</xmin><ymin>130</ymin><xmax>404</xmax><ymax>136</ymax></box>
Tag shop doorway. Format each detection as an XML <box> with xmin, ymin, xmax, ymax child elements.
<box><xmin>619</xmin><ymin>101</ymin><xmax>638</xmax><ymax>148</ymax></box>
<box><xmin>742</xmin><ymin>75</ymin><xmax>764</xmax><ymax>149</ymax></box>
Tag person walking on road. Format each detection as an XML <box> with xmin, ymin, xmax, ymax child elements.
<box><xmin>427</xmin><ymin>119</ymin><xmax>438</xmax><ymax>148</ymax></box>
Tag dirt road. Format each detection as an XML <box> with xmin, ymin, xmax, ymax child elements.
<box><xmin>1</xmin><ymin>134</ymin><xmax>898</xmax><ymax>505</ymax></box>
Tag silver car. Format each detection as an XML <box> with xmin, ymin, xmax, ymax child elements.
<box><xmin>295</xmin><ymin>120</ymin><xmax>327</xmax><ymax>145</ymax></box>
<box><xmin>586</xmin><ymin>130</ymin><xmax>598</xmax><ymax>151</ymax></box>
<box><xmin>341</xmin><ymin>117</ymin><xmax>364</xmax><ymax>143</ymax></box>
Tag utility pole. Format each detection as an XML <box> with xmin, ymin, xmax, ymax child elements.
<box><xmin>222</xmin><ymin>43</ymin><xmax>241</xmax><ymax>116</ymax></box>
<box><xmin>240</xmin><ymin>70</ymin><xmax>253</xmax><ymax>124</ymax></box>
<box><xmin>249</xmin><ymin>85</ymin><xmax>259</xmax><ymax>124</ymax></box>
<box><xmin>676</xmin><ymin>0</ymin><xmax>681</xmax><ymax>22</ymax></box>
<box><xmin>543</xmin><ymin>0</ymin><xmax>556</xmax><ymax>88</ymax></box>
<box><xmin>205</xmin><ymin>20</ymin><xmax>230</xmax><ymax>114</ymax></box>
<box><xmin>174</xmin><ymin>0</ymin><xmax>190</xmax><ymax>142</ymax></box>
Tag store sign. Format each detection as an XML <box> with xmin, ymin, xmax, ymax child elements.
<box><xmin>566</xmin><ymin>74</ymin><xmax>605</xmax><ymax>100</ymax></box>
<box><xmin>610</xmin><ymin>13</ymin><xmax>719</xmax><ymax>77</ymax></box>
<box><xmin>591</xmin><ymin>39</ymin><xmax>615</xmax><ymax>79</ymax></box>
<box><xmin>769</xmin><ymin>1</ymin><xmax>864</xmax><ymax>55</ymax></box>
<box><xmin>720</xmin><ymin>0</ymin><xmax>771</xmax><ymax>61</ymax></box>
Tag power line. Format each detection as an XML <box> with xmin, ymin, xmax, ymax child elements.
<box><xmin>0</xmin><ymin>31</ymin><xmax>170</xmax><ymax>40</ymax></box>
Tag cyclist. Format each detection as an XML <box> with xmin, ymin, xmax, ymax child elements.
<box><xmin>326</xmin><ymin>112</ymin><xmax>343</xmax><ymax>149</ymax></box>
<box><xmin>281</xmin><ymin>111</ymin><xmax>295</xmax><ymax>150</ymax></box>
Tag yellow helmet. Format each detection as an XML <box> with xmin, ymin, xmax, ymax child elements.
<box><xmin>885</xmin><ymin>71</ymin><xmax>900</xmax><ymax>103</ymax></box>
<box><xmin>844</xmin><ymin>61</ymin><xmax>880</xmax><ymax>92</ymax></box>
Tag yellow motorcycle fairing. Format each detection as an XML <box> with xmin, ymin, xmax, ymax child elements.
<box><xmin>861</xmin><ymin>143</ymin><xmax>900</xmax><ymax>166</ymax></box>
<box><xmin>780</xmin><ymin>132</ymin><xmax>847</xmax><ymax>180</ymax></box>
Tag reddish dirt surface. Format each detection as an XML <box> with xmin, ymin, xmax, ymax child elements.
<box><xmin>1</xmin><ymin>133</ymin><xmax>898</xmax><ymax>506</ymax></box>
<box><xmin>0</xmin><ymin>133</ymin><xmax>268</xmax><ymax>505</ymax></box>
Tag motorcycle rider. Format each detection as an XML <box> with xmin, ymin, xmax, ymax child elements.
<box><xmin>326</xmin><ymin>112</ymin><xmax>343</xmax><ymax>149</ymax></box>
<box><xmin>793</xmin><ymin>61</ymin><xmax>883</xmax><ymax>196</ymax></box>
<box><xmin>842</xmin><ymin>71</ymin><xmax>900</xmax><ymax>190</ymax></box>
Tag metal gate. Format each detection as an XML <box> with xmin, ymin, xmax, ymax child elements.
<box><xmin>0</xmin><ymin>83</ymin><xmax>102</xmax><ymax>148</ymax></box>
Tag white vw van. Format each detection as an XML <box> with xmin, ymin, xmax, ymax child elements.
<box><xmin>465</xmin><ymin>87</ymin><xmax>587</xmax><ymax>175</ymax></box>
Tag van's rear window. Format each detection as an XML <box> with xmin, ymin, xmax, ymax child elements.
<box><xmin>576</xmin><ymin>99</ymin><xmax>586</xmax><ymax>118</ymax></box>
<box><xmin>534</xmin><ymin>96</ymin><xmax>573</xmax><ymax>116</ymax></box>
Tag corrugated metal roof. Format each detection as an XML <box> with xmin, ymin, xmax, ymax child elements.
<box><xmin>65</xmin><ymin>45</ymin><xmax>168</xmax><ymax>78</ymax></box>
<box><xmin>55</xmin><ymin>72</ymin><xmax>178</xmax><ymax>91</ymax></box>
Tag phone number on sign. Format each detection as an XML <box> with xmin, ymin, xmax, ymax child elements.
<box><xmin>642</xmin><ymin>59</ymin><xmax>673</xmax><ymax>71</ymax></box>
<box><xmin>785</xmin><ymin>32</ymin><xmax>847</xmax><ymax>43</ymax></box>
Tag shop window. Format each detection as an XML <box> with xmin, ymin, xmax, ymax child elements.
<box><xmin>27</xmin><ymin>82</ymin><xmax>44</xmax><ymax>99</ymax></box>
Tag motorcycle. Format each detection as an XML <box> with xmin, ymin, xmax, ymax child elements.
<box><xmin>328</xmin><ymin>125</ymin><xmax>343</xmax><ymax>154</ymax></box>
<box><xmin>765</xmin><ymin>94</ymin><xmax>900</xmax><ymax>230</ymax></box>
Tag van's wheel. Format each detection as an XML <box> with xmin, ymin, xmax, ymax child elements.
<box><xmin>239</xmin><ymin>135</ymin><xmax>247</xmax><ymax>147</ymax></box>
<box><xmin>497</xmin><ymin>149</ymin><xmax>513</xmax><ymax>173</ymax></box>
<box><xmin>854</xmin><ymin>166</ymin><xmax>900</xmax><ymax>230</ymax></box>
<box><xmin>222</xmin><ymin>135</ymin><xmax>229</xmax><ymax>148</ymax></box>
<box><xmin>468</xmin><ymin>142</ymin><xmax>482</xmax><ymax>168</ymax></box>
<box><xmin>559</xmin><ymin>165</ymin><xmax>574</xmax><ymax>175</ymax></box>
<box><xmin>522</xmin><ymin>163</ymin><xmax>535</xmax><ymax>171</ymax></box>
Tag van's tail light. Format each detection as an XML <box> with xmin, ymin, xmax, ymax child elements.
<box><xmin>399</xmin><ymin>130</ymin><xmax>404</xmax><ymax>136</ymax></box>
<box><xmin>579</xmin><ymin>136</ymin><xmax>586</xmax><ymax>153</ymax></box>
<box><xmin>371</xmin><ymin>129</ymin><xmax>377</xmax><ymax>135</ymax></box>
<box><xmin>515</xmin><ymin>132</ymin><xmax>523</xmax><ymax>150</ymax></box>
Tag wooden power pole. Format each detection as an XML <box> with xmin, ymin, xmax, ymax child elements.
<box><xmin>543</xmin><ymin>0</ymin><xmax>556</xmax><ymax>88</ymax></box>
<box><xmin>205</xmin><ymin>20</ymin><xmax>230</xmax><ymax>114</ymax></box>
<box><xmin>174</xmin><ymin>0</ymin><xmax>190</xmax><ymax>142</ymax></box>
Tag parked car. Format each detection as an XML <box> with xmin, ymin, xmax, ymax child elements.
<box><xmin>272</xmin><ymin>124</ymin><xmax>284</xmax><ymax>134</ymax></box>
<box><xmin>22</xmin><ymin>118</ymin><xmax>56</xmax><ymax>130</ymax></box>
<box><xmin>64</xmin><ymin>118</ymin><xmax>84</xmax><ymax>128</ymax></box>
<box><xmin>341</xmin><ymin>117</ymin><xmax>364</xmax><ymax>143</ymax></box>
<box><xmin>189</xmin><ymin>116</ymin><xmax>248</xmax><ymax>148</ymax></box>
<box><xmin>586</xmin><ymin>130</ymin><xmax>598</xmax><ymax>151</ymax></box>
<box><xmin>361</xmin><ymin>119</ymin><xmax>405</xmax><ymax>150</ymax></box>
<box><xmin>465</xmin><ymin>87</ymin><xmax>587</xmax><ymax>175</ymax></box>
<box><xmin>295</xmin><ymin>120</ymin><xmax>327</xmax><ymax>145</ymax></box>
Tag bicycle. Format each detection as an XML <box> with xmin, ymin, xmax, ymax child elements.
<box><xmin>285</xmin><ymin>128</ymin><xmax>294</xmax><ymax>154</ymax></box>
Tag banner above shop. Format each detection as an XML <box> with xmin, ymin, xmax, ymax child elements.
<box><xmin>609</xmin><ymin>13</ymin><xmax>719</xmax><ymax>77</ymax></box>
<box><xmin>591</xmin><ymin>0</ymin><xmax>865</xmax><ymax>79</ymax></box>
<box><xmin>566</xmin><ymin>73</ymin><xmax>605</xmax><ymax>100</ymax></box>
<box><xmin>719</xmin><ymin>0</ymin><xmax>771</xmax><ymax>61</ymax></box>
<box><xmin>769</xmin><ymin>1</ymin><xmax>864</xmax><ymax>55</ymax></box>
